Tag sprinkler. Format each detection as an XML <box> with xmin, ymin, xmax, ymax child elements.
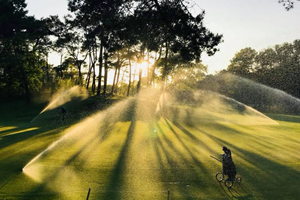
<box><xmin>30</xmin><ymin>113</ymin><xmax>42</xmax><ymax>123</ymax></box>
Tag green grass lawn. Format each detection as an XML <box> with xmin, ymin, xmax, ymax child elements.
<box><xmin>0</xmin><ymin>95</ymin><xmax>300</xmax><ymax>200</ymax></box>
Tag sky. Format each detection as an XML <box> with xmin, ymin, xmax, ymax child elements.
<box><xmin>26</xmin><ymin>0</ymin><xmax>300</xmax><ymax>74</ymax></box>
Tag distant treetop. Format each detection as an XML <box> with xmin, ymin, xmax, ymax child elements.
<box><xmin>278</xmin><ymin>0</ymin><xmax>299</xmax><ymax>10</ymax></box>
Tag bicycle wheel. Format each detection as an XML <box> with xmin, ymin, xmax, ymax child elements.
<box><xmin>215</xmin><ymin>172</ymin><xmax>224</xmax><ymax>182</ymax></box>
<box><xmin>225</xmin><ymin>179</ymin><xmax>234</xmax><ymax>188</ymax></box>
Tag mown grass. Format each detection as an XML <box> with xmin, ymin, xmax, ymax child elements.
<box><xmin>0</xmin><ymin>95</ymin><xmax>300</xmax><ymax>200</ymax></box>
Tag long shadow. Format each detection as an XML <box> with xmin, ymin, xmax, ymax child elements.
<box><xmin>162</xmin><ymin>103</ymin><xmax>300</xmax><ymax>199</ymax></box>
<box><xmin>151</xmin><ymin>117</ymin><xmax>223</xmax><ymax>200</ymax></box>
<box><xmin>0</xmin><ymin>96</ymin><xmax>118</xmax><ymax>151</ymax></box>
<box><xmin>150</xmin><ymin>121</ymin><xmax>172</xmax><ymax>168</ymax></box>
<box><xmin>0</xmin><ymin>116</ymin><xmax>70</xmax><ymax>152</ymax></box>
<box><xmin>0</xmin><ymin>128</ymin><xmax>42</xmax><ymax>150</ymax></box>
<box><xmin>199</xmin><ymin>128</ymin><xmax>300</xmax><ymax>200</ymax></box>
<box><xmin>164</xmin><ymin>104</ymin><xmax>268</xmax><ymax>199</ymax></box>
<box><xmin>150</xmin><ymin>120</ymin><xmax>201</xmax><ymax>199</ymax></box>
<box><xmin>152</xmin><ymin>122</ymin><xmax>195</xmax><ymax>200</ymax></box>
<box><xmin>171</xmin><ymin>120</ymin><xmax>215</xmax><ymax>155</ymax></box>
<box><xmin>0</xmin><ymin>127</ymin><xmax>18</xmax><ymax>136</ymax></box>
<box><xmin>163</xmin><ymin>117</ymin><xmax>208</xmax><ymax>172</ymax></box>
<box><xmin>156</xmin><ymin>123</ymin><xmax>192</xmax><ymax>165</ymax></box>
<box><xmin>214</xmin><ymin>122</ymin><xmax>299</xmax><ymax>157</ymax></box>
<box><xmin>15</xmin><ymin>99</ymin><xmax>139</xmax><ymax>200</ymax></box>
<box><xmin>100</xmin><ymin>103</ymin><xmax>137</xmax><ymax>200</ymax></box>
<box><xmin>179</xmin><ymin>115</ymin><xmax>299</xmax><ymax>199</ymax></box>
<box><xmin>0</xmin><ymin>96</ymin><xmax>134</xmax><ymax>199</ymax></box>
<box><xmin>17</xmin><ymin>104</ymin><xmax>130</xmax><ymax>200</ymax></box>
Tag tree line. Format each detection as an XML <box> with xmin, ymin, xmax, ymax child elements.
<box><xmin>0</xmin><ymin>0</ymin><xmax>222</xmax><ymax>102</ymax></box>
<box><xmin>199</xmin><ymin>39</ymin><xmax>300</xmax><ymax>113</ymax></box>
<box><xmin>227</xmin><ymin>39</ymin><xmax>300</xmax><ymax>98</ymax></box>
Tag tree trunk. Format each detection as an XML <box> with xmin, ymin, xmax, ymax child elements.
<box><xmin>92</xmin><ymin>62</ymin><xmax>96</xmax><ymax>94</ymax></box>
<box><xmin>91</xmin><ymin>46</ymin><xmax>97</xmax><ymax>94</ymax></box>
<box><xmin>137</xmin><ymin>65</ymin><xmax>142</xmax><ymax>93</ymax></box>
<box><xmin>86</xmin><ymin>53</ymin><xmax>92</xmax><ymax>90</ymax></box>
<box><xmin>97</xmin><ymin>41</ymin><xmax>103</xmax><ymax>95</ymax></box>
<box><xmin>78</xmin><ymin>65</ymin><xmax>82</xmax><ymax>81</ymax></box>
<box><xmin>86</xmin><ymin>67</ymin><xmax>91</xmax><ymax>90</ymax></box>
<box><xmin>151</xmin><ymin>46</ymin><xmax>162</xmax><ymax>86</ymax></box>
<box><xmin>60</xmin><ymin>54</ymin><xmax>63</xmax><ymax>77</ymax></box>
<box><xmin>147</xmin><ymin>51</ymin><xmax>150</xmax><ymax>86</ymax></box>
<box><xmin>77</xmin><ymin>52</ymin><xmax>88</xmax><ymax>85</ymax></box>
<box><xmin>112</xmin><ymin>52</ymin><xmax>121</xmax><ymax>94</ymax></box>
<box><xmin>151</xmin><ymin>65</ymin><xmax>155</xmax><ymax>86</ymax></box>
<box><xmin>103</xmin><ymin>50</ymin><xmax>108</xmax><ymax>95</ymax></box>
<box><xmin>137</xmin><ymin>49</ymin><xmax>144</xmax><ymax>93</ymax></box>
<box><xmin>121</xmin><ymin>67</ymin><xmax>125</xmax><ymax>95</ymax></box>
<box><xmin>111</xmin><ymin>51</ymin><xmax>120</xmax><ymax>95</ymax></box>
<box><xmin>163</xmin><ymin>41</ymin><xmax>169</xmax><ymax>79</ymax></box>
<box><xmin>115</xmin><ymin>65</ymin><xmax>121</xmax><ymax>94</ymax></box>
<box><xmin>111</xmin><ymin>67</ymin><xmax>117</xmax><ymax>95</ymax></box>
<box><xmin>127</xmin><ymin>49</ymin><xmax>132</xmax><ymax>96</ymax></box>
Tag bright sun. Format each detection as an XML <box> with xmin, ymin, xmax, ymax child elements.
<box><xmin>138</xmin><ymin>61</ymin><xmax>148</xmax><ymax>73</ymax></box>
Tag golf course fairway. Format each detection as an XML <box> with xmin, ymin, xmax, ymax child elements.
<box><xmin>0</xmin><ymin>95</ymin><xmax>300</xmax><ymax>200</ymax></box>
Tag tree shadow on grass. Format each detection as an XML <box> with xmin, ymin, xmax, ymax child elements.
<box><xmin>156</xmin><ymin>126</ymin><xmax>205</xmax><ymax>199</ymax></box>
<box><xmin>163</xmin><ymin>117</ymin><xmax>209</xmax><ymax>172</ymax></box>
<box><xmin>20</xmin><ymin>98</ymin><xmax>141</xmax><ymax>199</ymax></box>
<box><xmin>99</xmin><ymin>103</ymin><xmax>137</xmax><ymax>200</ymax></box>
<box><xmin>0</xmin><ymin>96</ymin><xmax>119</xmax><ymax>151</ymax></box>
<box><xmin>5</xmin><ymin>98</ymin><xmax>135</xmax><ymax>200</ymax></box>
<box><xmin>0</xmin><ymin>128</ymin><xmax>42</xmax><ymax>150</ymax></box>
<box><xmin>147</xmin><ymin>117</ymin><xmax>227</xmax><ymax>200</ymax></box>
<box><xmin>198</xmin><ymin>127</ymin><xmax>300</xmax><ymax>200</ymax></box>
<box><xmin>164</xmin><ymin>104</ymin><xmax>300</xmax><ymax>199</ymax></box>
<box><xmin>97</xmin><ymin>99</ymin><xmax>215</xmax><ymax>199</ymax></box>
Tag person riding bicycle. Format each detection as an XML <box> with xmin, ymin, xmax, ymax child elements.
<box><xmin>221</xmin><ymin>146</ymin><xmax>237</xmax><ymax>181</ymax></box>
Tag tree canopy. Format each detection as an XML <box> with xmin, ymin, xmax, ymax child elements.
<box><xmin>208</xmin><ymin>39</ymin><xmax>300</xmax><ymax>100</ymax></box>
<box><xmin>1</xmin><ymin>0</ymin><xmax>223</xmax><ymax>101</ymax></box>
<box><xmin>0</xmin><ymin>0</ymin><xmax>51</xmax><ymax>102</ymax></box>
<box><xmin>279</xmin><ymin>0</ymin><xmax>300</xmax><ymax>10</ymax></box>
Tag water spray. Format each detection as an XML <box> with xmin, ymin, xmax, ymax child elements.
<box><xmin>29</xmin><ymin>97</ymin><xmax>61</xmax><ymax>123</ymax></box>
<box><xmin>22</xmin><ymin>140</ymin><xmax>59</xmax><ymax>171</ymax></box>
<box><xmin>30</xmin><ymin>113</ymin><xmax>43</xmax><ymax>123</ymax></box>
<box><xmin>29</xmin><ymin>86</ymin><xmax>88</xmax><ymax>123</ymax></box>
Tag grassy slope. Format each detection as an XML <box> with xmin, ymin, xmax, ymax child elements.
<box><xmin>0</xmin><ymin>97</ymin><xmax>300</xmax><ymax>200</ymax></box>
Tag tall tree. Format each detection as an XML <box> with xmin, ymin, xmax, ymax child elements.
<box><xmin>0</xmin><ymin>0</ymin><xmax>51</xmax><ymax>102</ymax></box>
<box><xmin>135</xmin><ymin>0</ymin><xmax>223</xmax><ymax>81</ymax></box>
<box><xmin>49</xmin><ymin>15</ymin><xmax>88</xmax><ymax>85</ymax></box>
<box><xmin>68</xmin><ymin>0</ymin><xmax>133</xmax><ymax>95</ymax></box>
<box><xmin>224</xmin><ymin>39</ymin><xmax>300</xmax><ymax>98</ymax></box>
<box><xmin>227</xmin><ymin>47</ymin><xmax>257</xmax><ymax>77</ymax></box>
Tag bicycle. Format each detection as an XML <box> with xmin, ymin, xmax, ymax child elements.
<box><xmin>215</xmin><ymin>172</ymin><xmax>242</xmax><ymax>188</ymax></box>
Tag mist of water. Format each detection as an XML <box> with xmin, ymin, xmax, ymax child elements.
<box><xmin>209</xmin><ymin>73</ymin><xmax>300</xmax><ymax>114</ymax></box>
<box><xmin>21</xmin><ymin>82</ymin><xmax>293</xmax><ymax>198</ymax></box>
<box><xmin>22</xmin><ymin>88</ymin><xmax>163</xmax><ymax>199</ymax></box>
<box><xmin>30</xmin><ymin>86</ymin><xmax>88</xmax><ymax>123</ymax></box>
